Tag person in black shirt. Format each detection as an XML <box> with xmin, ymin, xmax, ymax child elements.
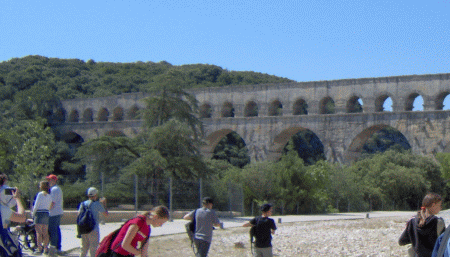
<box><xmin>399</xmin><ymin>192</ymin><xmax>445</xmax><ymax>257</ymax></box>
<box><xmin>243</xmin><ymin>203</ymin><xmax>277</xmax><ymax>257</ymax></box>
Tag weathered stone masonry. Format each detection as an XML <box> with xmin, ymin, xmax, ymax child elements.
<box><xmin>53</xmin><ymin>73</ymin><xmax>450</xmax><ymax>163</ymax></box>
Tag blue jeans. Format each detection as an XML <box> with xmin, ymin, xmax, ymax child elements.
<box><xmin>194</xmin><ymin>239</ymin><xmax>211</xmax><ymax>257</ymax></box>
<box><xmin>48</xmin><ymin>215</ymin><xmax>62</xmax><ymax>250</ymax></box>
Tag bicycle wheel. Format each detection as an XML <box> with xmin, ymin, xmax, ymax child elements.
<box><xmin>13</xmin><ymin>227</ymin><xmax>28</xmax><ymax>250</ymax></box>
<box><xmin>25</xmin><ymin>229</ymin><xmax>37</xmax><ymax>252</ymax></box>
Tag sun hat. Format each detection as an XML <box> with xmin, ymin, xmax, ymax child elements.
<box><xmin>87</xmin><ymin>187</ymin><xmax>98</xmax><ymax>197</ymax></box>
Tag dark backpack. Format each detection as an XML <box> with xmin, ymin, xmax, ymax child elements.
<box><xmin>249</xmin><ymin>217</ymin><xmax>260</xmax><ymax>254</ymax></box>
<box><xmin>186</xmin><ymin>209</ymin><xmax>197</xmax><ymax>234</ymax></box>
<box><xmin>184</xmin><ymin>209</ymin><xmax>198</xmax><ymax>254</ymax></box>
<box><xmin>96</xmin><ymin>215</ymin><xmax>148</xmax><ymax>257</ymax></box>
<box><xmin>77</xmin><ymin>201</ymin><xmax>96</xmax><ymax>237</ymax></box>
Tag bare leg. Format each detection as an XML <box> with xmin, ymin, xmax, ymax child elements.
<box><xmin>42</xmin><ymin>224</ymin><xmax>49</xmax><ymax>252</ymax></box>
<box><xmin>35</xmin><ymin>224</ymin><xmax>44</xmax><ymax>251</ymax></box>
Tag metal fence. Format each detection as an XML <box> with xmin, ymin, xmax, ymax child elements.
<box><xmin>65</xmin><ymin>174</ymin><xmax>244</xmax><ymax>216</ymax></box>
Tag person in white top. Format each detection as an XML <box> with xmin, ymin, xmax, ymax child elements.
<box><xmin>32</xmin><ymin>181</ymin><xmax>53</xmax><ymax>254</ymax></box>
<box><xmin>0</xmin><ymin>173</ymin><xmax>26</xmax><ymax>228</ymax></box>
<box><xmin>0</xmin><ymin>173</ymin><xmax>26</xmax><ymax>257</ymax></box>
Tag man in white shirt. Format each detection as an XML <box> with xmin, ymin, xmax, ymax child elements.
<box><xmin>46</xmin><ymin>174</ymin><xmax>63</xmax><ymax>256</ymax></box>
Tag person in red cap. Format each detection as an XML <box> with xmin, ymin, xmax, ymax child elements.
<box><xmin>46</xmin><ymin>174</ymin><xmax>64</xmax><ymax>257</ymax></box>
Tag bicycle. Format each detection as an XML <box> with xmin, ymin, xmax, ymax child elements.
<box><xmin>13</xmin><ymin>219</ymin><xmax>37</xmax><ymax>252</ymax></box>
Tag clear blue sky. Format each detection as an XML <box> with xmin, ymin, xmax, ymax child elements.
<box><xmin>1</xmin><ymin>0</ymin><xmax>449</xmax><ymax>109</ymax></box>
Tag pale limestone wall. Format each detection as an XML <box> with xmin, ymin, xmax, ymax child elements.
<box><xmin>201</xmin><ymin>110</ymin><xmax>450</xmax><ymax>163</ymax></box>
<box><xmin>56</xmin><ymin>73</ymin><xmax>450</xmax><ymax>163</ymax></box>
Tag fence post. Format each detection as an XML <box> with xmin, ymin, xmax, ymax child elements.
<box><xmin>241</xmin><ymin>184</ymin><xmax>244</xmax><ymax>217</ymax></box>
<box><xmin>251</xmin><ymin>200</ymin><xmax>254</xmax><ymax>217</ymax></box>
<box><xmin>101</xmin><ymin>172</ymin><xmax>104</xmax><ymax>197</ymax></box>
<box><xmin>134</xmin><ymin>174</ymin><xmax>138</xmax><ymax>214</ymax></box>
<box><xmin>169</xmin><ymin>177</ymin><xmax>173</xmax><ymax>221</ymax></box>
<box><xmin>228</xmin><ymin>182</ymin><xmax>232</xmax><ymax>217</ymax></box>
<box><xmin>199</xmin><ymin>178</ymin><xmax>203</xmax><ymax>208</ymax></box>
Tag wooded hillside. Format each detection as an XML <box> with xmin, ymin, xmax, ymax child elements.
<box><xmin>0</xmin><ymin>55</ymin><xmax>294</xmax><ymax>101</ymax></box>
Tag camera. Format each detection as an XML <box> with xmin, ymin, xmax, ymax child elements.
<box><xmin>4</xmin><ymin>187</ymin><xmax>16</xmax><ymax>195</ymax></box>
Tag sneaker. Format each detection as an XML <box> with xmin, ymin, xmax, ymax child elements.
<box><xmin>33</xmin><ymin>249</ymin><xmax>43</xmax><ymax>255</ymax></box>
<box><xmin>47</xmin><ymin>247</ymin><xmax>56</xmax><ymax>257</ymax></box>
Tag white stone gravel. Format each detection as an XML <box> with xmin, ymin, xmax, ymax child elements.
<box><xmin>34</xmin><ymin>211</ymin><xmax>450</xmax><ymax>257</ymax></box>
<box><xmin>149</xmin><ymin>215</ymin><xmax>416</xmax><ymax>256</ymax></box>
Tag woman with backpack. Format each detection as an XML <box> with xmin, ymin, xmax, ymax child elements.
<box><xmin>109</xmin><ymin>206</ymin><xmax>169</xmax><ymax>257</ymax></box>
<box><xmin>399</xmin><ymin>193</ymin><xmax>445</xmax><ymax>257</ymax></box>
<box><xmin>32</xmin><ymin>181</ymin><xmax>52</xmax><ymax>255</ymax></box>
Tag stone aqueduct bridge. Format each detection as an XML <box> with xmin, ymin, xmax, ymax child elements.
<box><xmin>53</xmin><ymin>73</ymin><xmax>450</xmax><ymax>163</ymax></box>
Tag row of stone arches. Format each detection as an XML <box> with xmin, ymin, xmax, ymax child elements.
<box><xmin>63</xmin><ymin>122</ymin><xmax>424</xmax><ymax>165</ymax></box>
<box><xmin>62</xmin><ymin>92</ymin><xmax>450</xmax><ymax>122</ymax></box>
<box><xmin>67</xmin><ymin>106</ymin><xmax>140</xmax><ymax>122</ymax></box>
<box><xmin>199</xmin><ymin>92</ymin><xmax>450</xmax><ymax>118</ymax></box>
<box><xmin>204</xmin><ymin>125</ymin><xmax>413</xmax><ymax>163</ymax></box>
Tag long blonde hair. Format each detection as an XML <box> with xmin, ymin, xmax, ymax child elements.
<box><xmin>418</xmin><ymin>192</ymin><xmax>442</xmax><ymax>227</ymax></box>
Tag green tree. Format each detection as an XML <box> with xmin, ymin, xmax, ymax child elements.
<box><xmin>362</xmin><ymin>127</ymin><xmax>411</xmax><ymax>155</ymax></box>
<box><xmin>275</xmin><ymin>148</ymin><xmax>330</xmax><ymax>213</ymax></box>
<box><xmin>283</xmin><ymin>131</ymin><xmax>325</xmax><ymax>165</ymax></box>
<box><xmin>138</xmin><ymin>120</ymin><xmax>208</xmax><ymax>179</ymax></box>
<box><xmin>436</xmin><ymin>152</ymin><xmax>450</xmax><ymax>184</ymax></box>
<box><xmin>3</xmin><ymin>118</ymin><xmax>57</xmax><ymax>207</ymax></box>
<box><xmin>75</xmin><ymin>136</ymin><xmax>139</xmax><ymax>184</ymax></box>
<box><xmin>74</xmin><ymin>72</ymin><xmax>209</xmax><ymax>204</ymax></box>
<box><xmin>0</xmin><ymin>131</ymin><xmax>15</xmax><ymax>173</ymax></box>
<box><xmin>212</xmin><ymin>132</ymin><xmax>250</xmax><ymax>168</ymax></box>
<box><xmin>141</xmin><ymin>71</ymin><xmax>203</xmax><ymax>139</ymax></box>
<box><xmin>349</xmin><ymin>150</ymin><xmax>435</xmax><ymax>210</ymax></box>
<box><xmin>239</xmin><ymin>161</ymin><xmax>279</xmax><ymax>210</ymax></box>
<box><xmin>327</xmin><ymin>164</ymin><xmax>363</xmax><ymax>212</ymax></box>
<box><xmin>274</xmin><ymin>151</ymin><xmax>308</xmax><ymax>214</ymax></box>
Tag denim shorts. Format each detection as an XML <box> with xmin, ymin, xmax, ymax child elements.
<box><xmin>34</xmin><ymin>211</ymin><xmax>49</xmax><ymax>224</ymax></box>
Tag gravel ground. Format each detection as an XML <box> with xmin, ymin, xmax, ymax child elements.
<box><xmin>24</xmin><ymin>211</ymin><xmax>450</xmax><ymax>257</ymax></box>
<box><xmin>149</xmin><ymin>215</ymin><xmax>414</xmax><ymax>257</ymax></box>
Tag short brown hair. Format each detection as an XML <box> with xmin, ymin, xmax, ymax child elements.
<box><xmin>40</xmin><ymin>181</ymin><xmax>50</xmax><ymax>193</ymax></box>
<box><xmin>143</xmin><ymin>205</ymin><xmax>170</xmax><ymax>219</ymax></box>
